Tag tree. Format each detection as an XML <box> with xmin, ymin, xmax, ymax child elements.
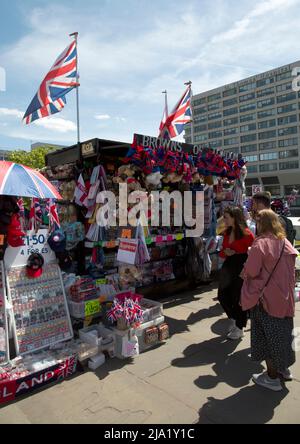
<box><xmin>8</xmin><ymin>146</ymin><xmax>54</xmax><ymax>170</ymax></box>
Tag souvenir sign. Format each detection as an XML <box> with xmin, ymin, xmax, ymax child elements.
<box><xmin>0</xmin><ymin>262</ymin><xmax>9</xmax><ymax>364</ymax></box>
<box><xmin>6</xmin><ymin>263</ymin><xmax>73</xmax><ymax>355</ymax></box>
<box><xmin>117</xmin><ymin>239</ymin><xmax>138</xmax><ymax>265</ymax></box>
<box><xmin>4</xmin><ymin>229</ymin><xmax>56</xmax><ymax>269</ymax></box>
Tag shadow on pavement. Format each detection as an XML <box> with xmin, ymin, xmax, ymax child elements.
<box><xmin>197</xmin><ymin>385</ymin><xmax>289</xmax><ymax>424</ymax></box>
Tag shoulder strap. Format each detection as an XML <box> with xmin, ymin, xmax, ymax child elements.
<box><xmin>263</xmin><ymin>239</ymin><xmax>285</xmax><ymax>290</ymax></box>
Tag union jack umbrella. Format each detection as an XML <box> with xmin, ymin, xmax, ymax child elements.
<box><xmin>23</xmin><ymin>39</ymin><xmax>79</xmax><ymax>124</ymax></box>
<box><xmin>0</xmin><ymin>161</ymin><xmax>62</xmax><ymax>199</ymax></box>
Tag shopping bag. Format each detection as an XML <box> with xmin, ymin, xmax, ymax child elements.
<box><xmin>121</xmin><ymin>332</ymin><xmax>139</xmax><ymax>357</ymax></box>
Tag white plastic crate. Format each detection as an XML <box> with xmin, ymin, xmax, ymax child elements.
<box><xmin>68</xmin><ymin>299</ymin><xmax>102</xmax><ymax>319</ymax></box>
<box><xmin>140</xmin><ymin>298</ymin><xmax>163</xmax><ymax>323</ymax></box>
<box><xmin>79</xmin><ymin>323</ymin><xmax>115</xmax><ymax>350</ymax></box>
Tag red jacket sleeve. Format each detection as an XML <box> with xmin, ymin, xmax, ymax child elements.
<box><xmin>233</xmin><ymin>230</ymin><xmax>255</xmax><ymax>254</ymax></box>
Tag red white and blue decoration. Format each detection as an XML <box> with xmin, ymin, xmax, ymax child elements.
<box><xmin>0</xmin><ymin>161</ymin><xmax>62</xmax><ymax>199</ymax></box>
<box><xmin>23</xmin><ymin>40</ymin><xmax>78</xmax><ymax>124</ymax></box>
<box><xmin>159</xmin><ymin>85</ymin><xmax>191</xmax><ymax>139</ymax></box>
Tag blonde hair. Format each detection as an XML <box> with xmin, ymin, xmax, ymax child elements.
<box><xmin>257</xmin><ymin>209</ymin><xmax>286</xmax><ymax>239</ymax></box>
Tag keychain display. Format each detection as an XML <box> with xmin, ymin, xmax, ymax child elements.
<box><xmin>6</xmin><ymin>262</ymin><xmax>73</xmax><ymax>355</ymax></box>
<box><xmin>0</xmin><ymin>263</ymin><xmax>9</xmax><ymax>364</ymax></box>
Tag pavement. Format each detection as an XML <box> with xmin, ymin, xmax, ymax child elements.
<box><xmin>0</xmin><ymin>281</ymin><xmax>300</xmax><ymax>424</ymax></box>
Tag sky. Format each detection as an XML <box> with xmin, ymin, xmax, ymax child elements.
<box><xmin>1</xmin><ymin>0</ymin><xmax>300</xmax><ymax>151</ymax></box>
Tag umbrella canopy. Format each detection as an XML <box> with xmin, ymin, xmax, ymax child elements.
<box><xmin>0</xmin><ymin>161</ymin><xmax>62</xmax><ymax>199</ymax></box>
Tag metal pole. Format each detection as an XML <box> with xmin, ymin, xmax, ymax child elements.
<box><xmin>184</xmin><ymin>80</ymin><xmax>193</xmax><ymax>144</ymax></box>
<box><xmin>70</xmin><ymin>32</ymin><xmax>80</xmax><ymax>145</ymax></box>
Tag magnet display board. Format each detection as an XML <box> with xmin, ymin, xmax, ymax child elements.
<box><xmin>6</xmin><ymin>263</ymin><xmax>73</xmax><ymax>355</ymax></box>
<box><xmin>0</xmin><ymin>262</ymin><xmax>9</xmax><ymax>364</ymax></box>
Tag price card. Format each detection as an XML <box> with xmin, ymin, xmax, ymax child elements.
<box><xmin>156</xmin><ymin>235</ymin><xmax>164</xmax><ymax>243</ymax></box>
<box><xmin>145</xmin><ymin>237</ymin><xmax>152</xmax><ymax>245</ymax></box>
<box><xmin>85</xmin><ymin>300</ymin><xmax>101</xmax><ymax>317</ymax></box>
<box><xmin>176</xmin><ymin>233</ymin><xmax>184</xmax><ymax>241</ymax></box>
<box><xmin>96</xmin><ymin>278</ymin><xmax>107</xmax><ymax>285</ymax></box>
<box><xmin>106</xmin><ymin>240</ymin><xmax>116</xmax><ymax>248</ymax></box>
<box><xmin>0</xmin><ymin>235</ymin><xmax>5</xmax><ymax>246</ymax></box>
<box><xmin>121</xmin><ymin>229</ymin><xmax>132</xmax><ymax>239</ymax></box>
<box><xmin>166</xmin><ymin>235</ymin><xmax>173</xmax><ymax>241</ymax></box>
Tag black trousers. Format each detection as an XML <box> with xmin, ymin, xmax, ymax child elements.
<box><xmin>218</xmin><ymin>254</ymin><xmax>248</xmax><ymax>330</ymax></box>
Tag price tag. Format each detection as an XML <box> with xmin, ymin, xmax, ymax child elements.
<box><xmin>0</xmin><ymin>235</ymin><xmax>5</xmax><ymax>246</ymax></box>
<box><xmin>85</xmin><ymin>300</ymin><xmax>100</xmax><ymax>317</ymax></box>
<box><xmin>176</xmin><ymin>233</ymin><xmax>184</xmax><ymax>241</ymax></box>
<box><xmin>156</xmin><ymin>235</ymin><xmax>164</xmax><ymax>243</ymax></box>
<box><xmin>146</xmin><ymin>237</ymin><xmax>152</xmax><ymax>245</ymax></box>
<box><xmin>166</xmin><ymin>235</ymin><xmax>173</xmax><ymax>241</ymax></box>
<box><xmin>96</xmin><ymin>278</ymin><xmax>107</xmax><ymax>285</ymax></box>
<box><xmin>106</xmin><ymin>241</ymin><xmax>116</xmax><ymax>248</ymax></box>
<box><xmin>121</xmin><ymin>229</ymin><xmax>132</xmax><ymax>239</ymax></box>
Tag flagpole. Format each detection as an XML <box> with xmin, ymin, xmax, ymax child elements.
<box><xmin>70</xmin><ymin>32</ymin><xmax>80</xmax><ymax>146</ymax></box>
<box><xmin>184</xmin><ymin>80</ymin><xmax>193</xmax><ymax>144</ymax></box>
<box><xmin>162</xmin><ymin>90</ymin><xmax>168</xmax><ymax>118</ymax></box>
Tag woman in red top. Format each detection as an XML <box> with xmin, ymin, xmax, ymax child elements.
<box><xmin>218</xmin><ymin>206</ymin><xmax>255</xmax><ymax>339</ymax></box>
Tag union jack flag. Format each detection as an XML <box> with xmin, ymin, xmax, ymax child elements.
<box><xmin>159</xmin><ymin>85</ymin><xmax>192</xmax><ymax>139</ymax></box>
<box><xmin>48</xmin><ymin>199</ymin><xmax>61</xmax><ymax>229</ymax></box>
<box><xmin>57</xmin><ymin>355</ymin><xmax>77</xmax><ymax>380</ymax></box>
<box><xmin>29</xmin><ymin>198</ymin><xmax>43</xmax><ymax>230</ymax></box>
<box><xmin>23</xmin><ymin>40</ymin><xmax>79</xmax><ymax>124</ymax></box>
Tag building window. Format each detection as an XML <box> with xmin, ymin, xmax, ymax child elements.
<box><xmin>208</xmin><ymin>121</ymin><xmax>222</xmax><ymax>130</ymax></box>
<box><xmin>207</xmin><ymin>93</ymin><xmax>221</xmax><ymax>102</ymax></box>
<box><xmin>284</xmin><ymin>185</ymin><xmax>300</xmax><ymax>195</ymax></box>
<box><xmin>278</xmin><ymin>126</ymin><xmax>298</xmax><ymax>136</ymax></box>
<box><xmin>240</xmin><ymin>103</ymin><xmax>256</xmax><ymax>113</ymax></box>
<box><xmin>258</xmin><ymin>130</ymin><xmax>277</xmax><ymax>140</ymax></box>
<box><xmin>194</xmin><ymin>134</ymin><xmax>208</xmax><ymax>142</ymax></box>
<box><xmin>259</xmin><ymin>152</ymin><xmax>278</xmax><ymax>161</ymax></box>
<box><xmin>193</xmin><ymin>98</ymin><xmax>206</xmax><ymax>106</ymax></box>
<box><xmin>277</xmin><ymin>92</ymin><xmax>297</xmax><ymax>103</ymax></box>
<box><xmin>224</xmin><ymin>147</ymin><xmax>239</xmax><ymax>154</ymax></box>
<box><xmin>276</xmin><ymin>70</ymin><xmax>291</xmax><ymax>82</ymax></box>
<box><xmin>223</xmin><ymin>97</ymin><xmax>237</xmax><ymax>107</ymax></box>
<box><xmin>244</xmin><ymin>155</ymin><xmax>258</xmax><ymax>162</ymax></box>
<box><xmin>259</xmin><ymin>163</ymin><xmax>278</xmax><ymax>172</ymax></box>
<box><xmin>223</xmin><ymin>87</ymin><xmax>237</xmax><ymax>97</ymax></box>
<box><xmin>257</xmin><ymin>87</ymin><xmax>275</xmax><ymax>98</ymax></box>
<box><xmin>264</xmin><ymin>185</ymin><xmax>281</xmax><ymax>196</ymax></box>
<box><xmin>185</xmin><ymin>137</ymin><xmax>192</xmax><ymax>143</ymax></box>
<box><xmin>194</xmin><ymin>124</ymin><xmax>207</xmax><ymax>132</ymax></box>
<box><xmin>223</xmin><ymin>117</ymin><xmax>238</xmax><ymax>126</ymax></box>
<box><xmin>259</xmin><ymin>141</ymin><xmax>277</xmax><ymax>151</ymax></box>
<box><xmin>256</xmin><ymin>77</ymin><xmax>275</xmax><ymax>88</ymax></box>
<box><xmin>240</xmin><ymin>123</ymin><xmax>257</xmax><ymax>132</ymax></box>
<box><xmin>193</xmin><ymin>106</ymin><xmax>207</xmax><ymax>116</ymax></box>
<box><xmin>257</xmin><ymin>98</ymin><xmax>275</xmax><ymax>108</ymax></box>
<box><xmin>208</xmin><ymin>112</ymin><xmax>222</xmax><ymax>120</ymax></box>
<box><xmin>194</xmin><ymin>115</ymin><xmax>207</xmax><ymax>123</ymax></box>
<box><xmin>277</xmin><ymin>114</ymin><xmax>297</xmax><ymax>125</ymax></box>
<box><xmin>279</xmin><ymin>160</ymin><xmax>299</xmax><ymax>170</ymax></box>
<box><xmin>239</xmin><ymin>92</ymin><xmax>256</xmax><ymax>102</ymax></box>
<box><xmin>241</xmin><ymin>144</ymin><xmax>257</xmax><ymax>153</ymax></box>
<box><xmin>208</xmin><ymin>102</ymin><xmax>221</xmax><ymax>111</ymax></box>
<box><xmin>241</xmin><ymin>133</ymin><xmax>257</xmax><ymax>143</ymax></box>
<box><xmin>257</xmin><ymin>108</ymin><xmax>276</xmax><ymax>119</ymax></box>
<box><xmin>239</xmin><ymin>82</ymin><xmax>256</xmax><ymax>92</ymax></box>
<box><xmin>185</xmin><ymin>127</ymin><xmax>191</xmax><ymax>135</ymax></box>
<box><xmin>209</xmin><ymin>139</ymin><xmax>222</xmax><ymax>148</ymax></box>
<box><xmin>278</xmin><ymin>137</ymin><xmax>298</xmax><ymax>147</ymax></box>
<box><xmin>276</xmin><ymin>82</ymin><xmax>292</xmax><ymax>93</ymax></box>
<box><xmin>279</xmin><ymin>149</ymin><xmax>298</xmax><ymax>159</ymax></box>
<box><xmin>224</xmin><ymin>137</ymin><xmax>239</xmax><ymax>146</ymax></box>
<box><xmin>277</xmin><ymin>103</ymin><xmax>298</xmax><ymax>114</ymax></box>
<box><xmin>258</xmin><ymin>119</ymin><xmax>276</xmax><ymax>129</ymax></box>
<box><xmin>240</xmin><ymin>112</ymin><xmax>256</xmax><ymax>123</ymax></box>
<box><xmin>209</xmin><ymin>131</ymin><xmax>222</xmax><ymax>139</ymax></box>
<box><xmin>223</xmin><ymin>107</ymin><xmax>238</xmax><ymax>116</ymax></box>
<box><xmin>246</xmin><ymin>165</ymin><xmax>258</xmax><ymax>173</ymax></box>
<box><xmin>224</xmin><ymin>127</ymin><xmax>238</xmax><ymax>136</ymax></box>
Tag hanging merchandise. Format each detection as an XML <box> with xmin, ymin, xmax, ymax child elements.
<box><xmin>233</xmin><ymin>165</ymin><xmax>247</xmax><ymax>207</ymax></box>
<box><xmin>73</xmin><ymin>174</ymin><xmax>88</xmax><ymax>207</ymax></box>
<box><xmin>0</xmin><ymin>262</ymin><xmax>9</xmax><ymax>364</ymax></box>
<box><xmin>7</xmin><ymin>214</ymin><xmax>25</xmax><ymax>248</ymax></box>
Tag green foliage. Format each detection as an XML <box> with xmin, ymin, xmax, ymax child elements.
<box><xmin>8</xmin><ymin>146</ymin><xmax>54</xmax><ymax>170</ymax></box>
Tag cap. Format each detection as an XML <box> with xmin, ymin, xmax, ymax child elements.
<box><xmin>47</xmin><ymin>229</ymin><xmax>66</xmax><ymax>252</ymax></box>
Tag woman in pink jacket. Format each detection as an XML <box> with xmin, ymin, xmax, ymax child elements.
<box><xmin>241</xmin><ymin>209</ymin><xmax>298</xmax><ymax>392</ymax></box>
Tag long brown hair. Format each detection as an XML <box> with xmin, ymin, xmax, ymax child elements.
<box><xmin>256</xmin><ymin>209</ymin><xmax>286</xmax><ymax>239</ymax></box>
<box><xmin>224</xmin><ymin>206</ymin><xmax>248</xmax><ymax>240</ymax></box>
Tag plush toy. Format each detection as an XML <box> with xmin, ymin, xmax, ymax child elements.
<box><xmin>118</xmin><ymin>165</ymin><xmax>136</xmax><ymax>177</ymax></box>
<box><xmin>145</xmin><ymin>172</ymin><xmax>163</xmax><ymax>187</ymax></box>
